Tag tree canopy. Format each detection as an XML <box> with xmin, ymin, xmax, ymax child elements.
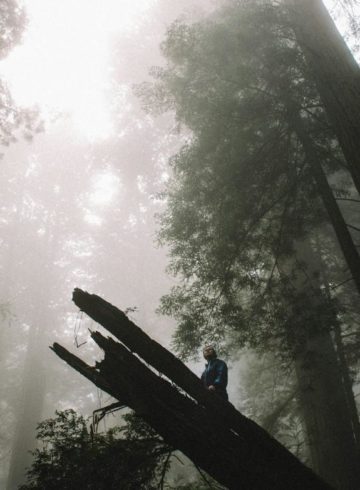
<box><xmin>138</xmin><ymin>0</ymin><xmax>359</xmax><ymax>358</ymax></box>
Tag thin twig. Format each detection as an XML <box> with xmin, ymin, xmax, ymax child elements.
<box><xmin>336</xmin><ymin>198</ymin><xmax>360</xmax><ymax>204</ymax></box>
<box><xmin>159</xmin><ymin>450</ymin><xmax>173</xmax><ymax>490</ymax></box>
<box><xmin>347</xmin><ymin>223</ymin><xmax>360</xmax><ymax>232</ymax></box>
<box><xmin>330</xmin><ymin>277</ymin><xmax>354</xmax><ymax>290</ymax></box>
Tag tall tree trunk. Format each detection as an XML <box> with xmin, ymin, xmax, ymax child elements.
<box><xmin>294</xmin><ymin>328</ymin><xmax>359</xmax><ymax>489</ymax></box>
<box><xmin>333</xmin><ymin>322</ymin><xmax>360</xmax><ymax>448</ymax></box>
<box><xmin>0</xmin><ymin>172</ymin><xmax>27</xmax><ymax>364</ymax></box>
<box><xmin>289</xmin><ymin>110</ymin><xmax>360</xmax><ymax>296</ymax></box>
<box><xmin>314</xmin><ymin>239</ymin><xmax>360</xmax><ymax>451</ymax></box>
<box><xmin>6</xmin><ymin>222</ymin><xmax>59</xmax><ymax>490</ymax></box>
<box><xmin>6</xmin><ymin>325</ymin><xmax>46</xmax><ymax>490</ymax></box>
<box><xmin>287</xmin><ymin>0</ymin><xmax>360</xmax><ymax>195</ymax></box>
<box><xmin>284</xmin><ymin>241</ymin><xmax>360</xmax><ymax>489</ymax></box>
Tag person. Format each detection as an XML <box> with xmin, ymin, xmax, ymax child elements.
<box><xmin>201</xmin><ymin>345</ymin><xmax>228</xmax><ymax>400</ymax></box>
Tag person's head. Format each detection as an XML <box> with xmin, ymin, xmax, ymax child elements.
<box><xmin>203</xmin><ymin>345</ymin><xmax>217</xmax><ymax>361</ymax></box>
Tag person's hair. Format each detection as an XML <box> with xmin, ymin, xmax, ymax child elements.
<box><xmin>203</xmin><ymin>345</ymin><xmax>217</xmax><ymax>357</ymax></box>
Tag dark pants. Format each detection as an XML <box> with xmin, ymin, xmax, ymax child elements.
<box><xmin>215</xmin><ymin>387</ymin><xmax>228</xmax><ymax>400</ymax></box>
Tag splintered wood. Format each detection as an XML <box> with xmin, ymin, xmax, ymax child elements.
<box><xmin>51</xmin><ymin>289</ymin><xmax>333</xmax><ymax>490</ymax></box>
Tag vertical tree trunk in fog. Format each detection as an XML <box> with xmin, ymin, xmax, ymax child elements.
<box><xmin>6</xmin><ymin>221</ymin><xmax>59</xmax><ymax>490</ymax></box>
<box><xmin>0</xmin><ymin>173</ymin><xmax>27</xmax><ymax>364</ymax></box>
<box><xmin>289</xmin><ymin>110</ymin><xmax>360</xmax><ymax>296</ymax></box>
<box><xmin>316</xmin><ymin>250</ymin><xmax>360</xmax><ymax>451</ymax></box>
<box><xmin>6</xmin><ymin>324</ymin><xmax>46</xmax><ymax>490</ymax></box>
<box><xmin>1</xmin><ymin>173</ymin><xmax>48</xmax><ymax>490</ymax></box>
<box><xmin>294</xmin><ymin>329</ymin><xmax>359</xmax><ymax>489</ymax></box>
<box><xmin>288</xmin><ymin>0</ymin><xmax>360</xmax><ymax>195</ymax></box>
<box><xmin>285</xmin><ymin>241</ymin><xmax>360</xmax><ymax>490</ymax></box>
<box><xmin>333</xmin><ymin>322</ymin><xmax>360</xmax><ymax>447</ymax></box>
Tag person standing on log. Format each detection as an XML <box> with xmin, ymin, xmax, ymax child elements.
<box><xmin>201</xmin><ymin>345</ymin><xmax>228</xmax><ymax>400</ymax></box>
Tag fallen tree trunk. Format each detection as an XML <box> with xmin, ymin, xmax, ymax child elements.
<box><xmin>52</xmin><ymin>289</ymin><xmax>332</xmax><ymax>490</ymax></box>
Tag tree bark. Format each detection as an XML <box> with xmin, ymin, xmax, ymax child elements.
<box><xmin>287</xmin><ymin>0</ymin><xmax>360</xmax><ymax>195</ymax></box>
<box><xmin>7</xmin><ymin>224</ymin><xmax>61</xmax><ymax>490</ymax></box>
<box><xmin>289</xmin><ymin>110</ymin><xmax>360</xmax><ymax>297</ymax></box>
<box><xmin>294</xmin><ymin>328</ymin><xmax>359</xmax><ymax>490</ymax></box>
<box><xmin>6</xmin><ymin>325</ymin><xmax>46</xmax><ymax>490</ymax></box>
<box><xmin>316</xmin><ymin>245</ymin><xmax>360</xmax><ymax>452</ymax></box>
<box><xmin>281</xmin><ymin>241</ymin><xmax>360</xmax><ymax>490</ymax></box>
<box><xmin>51</xmin><ymin>289</ymin><xmax>333</xmax><ymax>490</ymax></box>
<box><xmin>333</xmin><ymin>322</ymin><xmax>360</xmax><ymax>448</ymax></box>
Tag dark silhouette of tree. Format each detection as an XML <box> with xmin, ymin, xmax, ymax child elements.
<box><xmin>20</xmin><ymin>409</ymin><xmax>171</xmax><ymax>490</ymax></box>
<box><xmin>137</xmin><ymin>1</ymin><xmax>360</xmax><ymax>487</ymax></box>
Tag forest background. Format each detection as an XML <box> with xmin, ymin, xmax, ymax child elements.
<box><xmin>1</xmin><ymin>0</ymin><xmax>360</xmax><ymax>489</ymax></box>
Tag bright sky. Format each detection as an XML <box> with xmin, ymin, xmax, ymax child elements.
<box><xmin>0</xmin><ymin>0</ymin><xmax>153</xmax><ymax>141</ymax></box>
<box><xmin>0</xmin><ymin>0</ymin><xmax>356</xmax><ymax>143</ymax></box>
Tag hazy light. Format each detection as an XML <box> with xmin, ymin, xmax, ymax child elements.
<box><xmin>89</xmin><ymin>172</ymin><xmax>120</xmax><ymax>206</ymax></box>
<box><xmin>84</xmin><ymin>214</ymin><xmax>103</xmax><ymax>226</ymax></box>
<box><xmin>0</xmin><ymin>0</ymin><xmax>153</xmax><ymax>141</ymax></box>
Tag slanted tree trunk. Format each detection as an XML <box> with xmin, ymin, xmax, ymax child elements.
<box><xmin>52</xmin><ymin>289</ymin><xmax>332</xmax><ymax>490</ymax></box>
<box><xmin>287</xmin><ymin>0</ymin><xmax>360</xmax><ymax>195</ymax></box>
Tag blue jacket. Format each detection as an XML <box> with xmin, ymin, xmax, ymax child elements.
<box><xmin>201</xmin><ymin>358</ymin><xmax>228</xmax><ymax>399</ymax></box>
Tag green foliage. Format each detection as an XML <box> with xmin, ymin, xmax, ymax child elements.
<box><xmin>20</xmin><ymin>410</ymin><xmax>171</xmax><ymax>490</ymax></box>
<box><xmin>138</xmin><ymin>0</ymin><xmax>349</xmax><ymax>359</ymax></box>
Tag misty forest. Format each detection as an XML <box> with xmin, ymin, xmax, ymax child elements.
<box><xmin>1</xmin><ymin>0</ymin><xmax>360</xmax><ymax>489</ymax></box>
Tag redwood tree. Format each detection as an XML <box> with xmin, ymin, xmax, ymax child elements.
<box><xmin>138</xmin><ymin>1</ymin><xmax>360</xmax><ymax>487</ymax></box>
<box><xmin>287</xmin><ymin>0</ymin><xmax>360</xmax><ymax>195</ymax></box>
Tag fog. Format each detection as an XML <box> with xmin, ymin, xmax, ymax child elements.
<box><xmin>0</xmin><ymin>2</ymin><xmax>219</xmax><ymax>487</ymax></box>
<box><xmin>1</xmin><ymin>1</ymin><xmax>360</xmax><ymax>489</ymax></box>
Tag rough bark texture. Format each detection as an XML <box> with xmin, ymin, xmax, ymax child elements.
<box><xmin>295</xmin><ymin>330</ymin><xmax>359</xmax><ymax>490</ymax></box>
<box><xmin>288</xmin><ymin>0</ymin><xmax>360</xmax><ymax>195</ymax></box>
<box><xmin>52</xmin><ymin>289</ymin><xmax>333</xmax><ymax>490</ymax></box>
<box><xmin>286</xmin><ymin>109</ymin><xmax>360</xmax><ymax>484</ymax></box>
<box><xmin>286</xmin><ymin>242</ymin><xmax>360</xmax><ymax>490</ymax></box>
<box><xmin>290</xmin><ymin>110</ymin><xmax>360</xmax><ymax>297</ymax></box>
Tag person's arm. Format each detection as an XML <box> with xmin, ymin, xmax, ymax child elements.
<box><xmin>213</xmin><ymin>361</ymin><xmax>227</xmax><ymax>389</ymax></box>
